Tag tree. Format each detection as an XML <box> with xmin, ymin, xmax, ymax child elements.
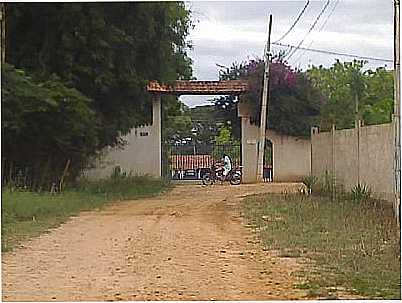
<box><xmin>188</xmin><ymin>105</ymin><xmax>224</xmax><ymax>144</ymax></box>
<box><xmin>162</xmin><ymin>97</ymin><xmax>193</xmax><ymax>145</ymax></box>
<box><xmin>5</xmin><ymin>3</ymin><xmax>193</xmax><ymax>148</ymax></box>
<box><xmin>3</xmin><ymin>3</ymin><xmax>193</xmax><ymax>185</ymax></box>
<box><xmin>216</xmin><ymin>57</ymin><xmax>324</xmax><ymax>138</ymax></box>
<box><xmin>2</xmin><ymin>63</ymin><xmax>98</xmax><ymax>187</ymax></box>
<box><xmin>212</xmin><ymin>125</ymin><xmax>240</xmax><ymax>162</ymax></box>
<box><xmin>307</xmin><ymin>60</ymin><xmax>394</xmax><ymax>130</ymax></box>
<box><xmin>362</xmin><ymin>67</ymin><xmax>394</xmax><ymax>125</ymax></box>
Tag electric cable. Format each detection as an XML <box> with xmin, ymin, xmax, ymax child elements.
<box><xmin>293</xmin><ymin>0</ymin><xmax>340</xmax><ymax>63</ymax></box>
<box><xmin>273</xmin><ymin>42</ymin><xmax>393</xmax><ymax>63</ymax></box>
<box><xmin>286</xmin><ymin>0</ymin><xmax>331</xmax><ymax>60</ymax></box>
<box><xmin>273</xmin><ymin>0</ymin><xmax>311</xmax><ymax>43</ymax></box>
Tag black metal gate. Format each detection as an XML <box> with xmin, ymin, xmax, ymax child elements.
<box><xmin>264</xmin><ymin>139</ymin><xmax>273</xmax><ymax>182</ymax></box>
<box><xmin>163</xmin><ymin>143</ymin><xmax>241</xmax><ymax>180</ymax></box>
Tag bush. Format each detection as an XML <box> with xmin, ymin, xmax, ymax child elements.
<box><xmin>302</xmin><ymin>175</ymin><xmax>318</xmax><ymax>194</ymax></box>
<box><xmin>314</xmin><ymin>170</ymin><xmax>336</xmax><ymax>197</ymax></box>
<box><xmin>350</xmin><ymin>183</ymin><xmax>372</xmax><ymax>203</ymax></box>
<box><xmin>2</xmin><ymin>63</ymin><xmax>98</xmax><ymax>188</ymax></box>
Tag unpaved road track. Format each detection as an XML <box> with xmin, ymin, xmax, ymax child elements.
<box><xmin>2</xmin><ymin>183</ymin><xmax>309</xmax><ymax>301</ymax></box>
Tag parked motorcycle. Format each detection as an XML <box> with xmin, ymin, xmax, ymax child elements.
<box><xmin>202</xmin><ymin>164</ymin><xmax>242</xmax><ymax>186</ymax></box>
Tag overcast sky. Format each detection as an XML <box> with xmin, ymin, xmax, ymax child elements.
<box><xmin>179</xmin><ymin>0</ymin><xmax>394</xmax><ymax>107</ymax></box>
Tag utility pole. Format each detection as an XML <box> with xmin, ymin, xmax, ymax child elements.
<box><xmin>257</xmin><ymin>15</ymin><xmax>273</xmax><ymax>182</ymax></box>
<box><xmin>394</xmin><ymin>0</ymin><xmax>401</xmax><ymax>224</ymax></box>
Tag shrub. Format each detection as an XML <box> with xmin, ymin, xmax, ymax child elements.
<box><xmin>302</xmin><ymin>175</ymin><xmax>318</xmax><ymax>194</ymax></box>
<box><xmin>351</xmin><ymin>183</ymin><xmax>372</xmax><ymax>203</ymax></box>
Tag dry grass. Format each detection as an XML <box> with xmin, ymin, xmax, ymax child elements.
<box><xmin>242</xmin><ymin>193</ymin><xmax>401</xmax><ymax>299</ymax></box>
<box><xmin>2</xmin><ymin>176</ymin><xmax>169</xmax><ymax>251</ymax></box>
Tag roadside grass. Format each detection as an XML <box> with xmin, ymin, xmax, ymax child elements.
<box><xmin>2</xmin><ymin>176</ymin><xmax>169</xmax><ymax>252</ymax></box>
<box><xmin>242</xmin><ymin>193</ymin><xmax>401</xmax><ymax>299</ymax></box>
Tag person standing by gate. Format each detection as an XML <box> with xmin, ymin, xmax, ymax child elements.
<box><xmin>222</xmin><ymin>154</ymin><xmax>232</xmax><ymax>181</ymax></box>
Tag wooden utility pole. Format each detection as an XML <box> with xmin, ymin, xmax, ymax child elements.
<box><xmin>257</xmin><ymin>15</ymin><xmax>273</xmax><ymax>182</ymax></box>
<box><xmin>394</xmin><ymin>0</ymin><xmax>401</xmax><ymax>223</ymax></box>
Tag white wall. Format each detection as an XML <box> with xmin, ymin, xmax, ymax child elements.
<box><xmin>238</xmin><ymin>100</ymin><xmax>311</xmax><ymax>183</ymax></box>
<box><xmin>266</xmin><ymin>130</ymin><xmax>311</xmax><ymax>182</ymax></box>
<box><xmin>311</xmin><ymin>123</ymin><xmax>394</xmax><ymax>201</ymax></box>
<box><xmin>83</xmin><ymin>97</ymin><xmax>161</xmax><ymax>180</ymax></box>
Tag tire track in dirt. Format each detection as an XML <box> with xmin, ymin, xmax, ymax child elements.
<box><xmin>2</xmin><ymin>183</ymin><xmax>309</xmax><ymax>301</ymax></box>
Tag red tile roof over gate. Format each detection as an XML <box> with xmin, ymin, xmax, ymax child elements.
<box><xmin>147</xmin><ymin>80</ymin><xmax>249</xmax><ymax>95</ymax></box>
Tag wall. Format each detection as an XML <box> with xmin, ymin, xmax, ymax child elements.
<box><xmin>238</xmin><ymin>102</ymin><xmax>311</xmax><ymax>182</ymax></box>
<box><xmin>266</xmin><ymin>130</ymin><xmax>311</xmax><ymax>182</ymax></box>
<box><xmin>311</xmin><ymin>123</ymin><xmax>394</xmax><ymax>201</ymax></box>
<box><xmin>83</xmin><ymin>97</ymin><xmax>161</xmax><ymax>180</ymax></box>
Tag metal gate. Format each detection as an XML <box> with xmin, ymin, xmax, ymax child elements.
<box><xmin>264</xmin><ymin>139</ymin><xmax>273</xmax><ymax>182</ymax></box>
<box><xmin>163</xmin><ymin>143</ymin><xmax>241</xmax><ymax>180</ymax></box>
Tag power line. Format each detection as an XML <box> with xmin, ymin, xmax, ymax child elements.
<box><xmin>273</xmin><ymin>42</ymin><xmax>393</xmax><ymax>63</ymax></box>
<box><xmin>293</xmin><ymin>0</ymin><xmax>340</xmax><ymax>63</ymax></box>
<box><xmin>273</xmin><ymin>0</ymin><xmax>310</xmax><ymax>43</ymax></box>
<box><xmin>317</xmin><ymin>0</ymin><xmax>340</xmax><ymax>34</ymax></box>
<box><xmin>286</xmin><ymin>0</ymin><xmax>331</xmax><ymax>60</ymax></box>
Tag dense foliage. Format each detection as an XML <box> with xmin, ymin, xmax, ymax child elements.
<box><xmin>214</xmin><ymin>58</ymin><xmax>394</xmax><ymax>137</ymax></box>
<box><xmin>162</xmin><ymin>104</ymin><xmax>231</xmax><ymax>145</ymax></box>
<box><xmin>216</xmin><ymin>57</ymin><xmax>324</xmax><ymax>138</ymax></box>
<box><xmin>162</xmin><ymin>97</ymin><xmax>193</xmax><ymax>145</ymax></box>
<box><xmin>2</xmin><ymin>64</ymin><xmax>98</xmax><ymax>188</ymax></box>
<box><xmin>307</xmin><ymin>60</ymin><xmax>394</xmax><ymax>130</ymax></box>
<box><xmin>188</xmin><ymin>105</ymin><xmax>225</xmax><ymax>144</ymax></box>
<box><xmin>3</xmin><ymin>2</ymin><xmax>193</xmax><ymax>187</ymax></box>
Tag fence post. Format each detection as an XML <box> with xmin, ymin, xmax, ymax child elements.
<box><xmin>331</xmin><ymin>124</ymin><xmax>336</xmax><ymax>201</ymax></box>
<box><xmin>310</xmin><ymin>127</ymin><xmax>319</xmax><ymax>177</ymax></box>
<box><xmin>355</xmin><ymin>119</ymin><xmax>361</xmax><ymax>186</ymax></box>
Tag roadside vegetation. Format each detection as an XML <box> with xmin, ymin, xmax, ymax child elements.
<box><xmin>242</xmin><ymin>189</ymin><xmax>401</xmax><ymax>299</ymax></box>
<box><xmin>2</xmin><ymin>175</ymin><xmax>169</xmax><ymax>252</ymax></box>
<box><xmin>3</xmin><ymin>2</ymin><xmax>193</xmax><ymax>191</ymax></box>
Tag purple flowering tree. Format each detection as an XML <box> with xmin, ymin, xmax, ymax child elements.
<box><xmin>216</xmin><ymin>56</ymin><xmax>324</xmax><ymax>138</ymax></box>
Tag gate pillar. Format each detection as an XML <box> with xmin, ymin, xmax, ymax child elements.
<box><xmin>241</xmin><ymin>117</ymin><xmax>259</xmax><ymax>183</ymax></box>
<box><xmin>152</xmin><ymin>94</ymin><xmax>162</xmax><ymax>178</ymax></box>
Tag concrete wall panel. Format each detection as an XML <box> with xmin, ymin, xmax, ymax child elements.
<box><xmin>83</xmin><ymin>97</ymin><xmax>162</xmax><ymax>180</ymax></box>
<box><xmin>266</xmin><ymin>130</ymin><xmax>311</xmax><ymax>182</ymax></box>
<box><xmin>312</xmin><ymin>123</ymin><xmax>394</xmax><ymax>201</ymax></box>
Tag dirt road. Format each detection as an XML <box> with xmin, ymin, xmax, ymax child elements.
<box><xmin>2</xmin><ymin>183</ymin><xmax>309</xmax><ymax>301</ymax></box>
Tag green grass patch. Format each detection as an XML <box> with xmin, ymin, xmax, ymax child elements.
<box><xmin>2</xmin><ymin>176</ymin><xmax>169</xmax><ymax>252</ymax></box>
<box><xmin>242</xmin><ymin>193</ymin><xmax>401</xmax><ymax>299</ymax></box>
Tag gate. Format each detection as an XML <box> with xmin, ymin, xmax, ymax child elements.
<box><xmin>264</xmin><ymin>139</ymin><xmax>273</xmax><ymax>182</ymax></box>
<box><xmin>163</xmin><ymin>143</ymin><xmax>241</xmax><ymax>180</ymax></box>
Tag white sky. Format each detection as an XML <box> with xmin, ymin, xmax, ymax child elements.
<box><xmin>180</xmin><ymin>0</ymin><xmax>394</xmax><ymax>107</ymax></box>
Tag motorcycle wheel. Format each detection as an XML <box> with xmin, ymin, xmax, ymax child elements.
<box><xmin>229</xmin><ymin>172</ymin><xmax>242</xmax><ymax>185</ymax></box>
<box><xmin>202</xmin><ymin>173</ymin><xmax>214</xmax><ymax>186</ymax></box>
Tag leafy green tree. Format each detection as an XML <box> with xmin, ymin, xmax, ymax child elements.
<box><xmin>307</xmin><ymin>60</ymin><xmax>394</xmax><ymax>130</ymax></box>
<box><xmin>162</xmin><ymin>97</ymin><xmax>193</xmax><ymax>145</ymax></box>
<box><xmin>212</xmin><ymin>125</ymin><xmax>240</xmax><ymax>162</ymax></box>
<box><xmin>5</xmin><ymin>2</ymin><xmax>193</xmax><ymax>148</ymax></box>
<box><xmin>188</xmin><ymin>105</ymin><xmax>224</xmax><ymax>144</ymax></box>
<box><xmin>214</xmin><ymin>125</ymin><xmax>238</xmax><ymax>145</ymax></box>
<box><xmin>362</xmin><ymin>67</ymin><xmax>394</xmax><ymax>125</ymax></box>
<box><xmin>2</xmin><ymin>63</ymin><xmax>98</xmax><ymax>187</ymax></box>
<box><xmin>3</xmin><ymin>3</ymin><xmax>193</xmax><ymax>185</ymax></box>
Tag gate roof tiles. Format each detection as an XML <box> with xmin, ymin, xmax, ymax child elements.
<box><xmin>147</xmin><ymin>80</ymin><xmax>249</xmax><ymax>95</ymax></box>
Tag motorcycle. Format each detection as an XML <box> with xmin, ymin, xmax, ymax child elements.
<box><xmin>202</xmin><ymin>164</ymin><xmax>242</xmax><ymax>186</ymax></box>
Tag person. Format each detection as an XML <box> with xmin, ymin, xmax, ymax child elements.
<box><xmin>222</xmin><ymin>154</ymin><xmax>232</xmax><ymax>181</ymax></box>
